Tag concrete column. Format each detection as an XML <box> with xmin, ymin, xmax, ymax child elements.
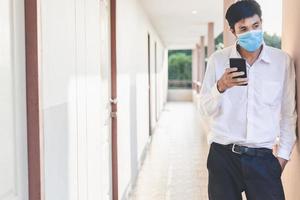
<box><xmin>199</xmin><ymin>36</ymin><xmax>205</xmax><ymax>83</ymax></box>
<box><xmin>281</xmin><ymin>0</ymin><xmax>300</xmax><ymax>199</ymax></box>
<box><xmin>195</xmin><ymin>36</ymin><xmax>206</xmax><ymax>93</ymax></box>
<box><xmin>192</xmin><ymin>48</ymin><xmax>198</xmax><ymax>91</ymax></box>
<box><xmin>207</xmin><ymin>22</ymin><xmax>215</xmax><ymax>57</ymax></box>
<box><xmin>196</xmin><ymin>44</ymin><xmax>201</xmax><ymax>93</ymax></box>
<box><xmin>223</xmin><ymin>0</ymin><xmax>236</xmax><ymax>47</ymax></box>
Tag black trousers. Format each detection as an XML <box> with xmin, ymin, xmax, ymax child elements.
<box><xmin>207</xmin><ymin>142</ymin><xmax>285</xmax><ymax>200</ymax></box>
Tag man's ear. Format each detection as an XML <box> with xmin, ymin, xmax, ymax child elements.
<box><xmin>230</xmin><ymin>28</ymin><xmax>237</xmax><ymax>37</ymax></box>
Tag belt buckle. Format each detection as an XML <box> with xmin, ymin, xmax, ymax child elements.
<box><xmin>232</xmin><ymin>144</ymin><xmax>242</xmax><ymax>154</ymax></box>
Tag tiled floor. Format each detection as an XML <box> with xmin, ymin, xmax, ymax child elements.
<box><xmin>128</xmin><ymin>102</ymin><xmax>210</xmax><ymax>200</ymax></box>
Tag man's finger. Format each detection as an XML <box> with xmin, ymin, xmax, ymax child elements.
<box><xmin>235</xmin><ymin>79</ymin><xmax>248</xmax><ymax>85</ymax></box>
<box><xmin>232</xmin><ymin>78</ymin><xmax>248</xmax><ymax>83</ymax></box>
<box><xmin>230</xmin><ymin>71</ymin><xmax>245</xmax><ymax>78</ymax></box>
<box><xmin>236</xmin><ymin>81</ymin><xmax>248</xmax><ymax>85</ymax></box>
<box><xmin>226</xmin><ymin>67</ymin><xmax>238</xmax><ymax>73</ymax></box>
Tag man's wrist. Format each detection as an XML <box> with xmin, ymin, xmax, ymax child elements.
<box><xmin>217</xmin><ymin>80</ymin><xmax>226</xmax><ymax>93</ymax></box>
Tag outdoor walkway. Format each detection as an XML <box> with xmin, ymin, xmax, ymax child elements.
<box><xmin>128</xmin><ymin>101</ymin><xmax>210</xmax><ymax>200</ymax></box>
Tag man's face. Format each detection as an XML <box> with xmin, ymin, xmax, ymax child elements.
<box><xmin>232</xmin><ymin>14</ymin><xmax>262</xmax><ymax>36</ymax></box>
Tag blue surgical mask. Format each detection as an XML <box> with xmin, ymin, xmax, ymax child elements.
<box><xmin>237</xmin><ymin>30</ymin><xmax>264</xmax><ymax>52</ymax></box>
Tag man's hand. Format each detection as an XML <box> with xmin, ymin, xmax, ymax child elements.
<box><xmin>277</xmin><ymin>157</ymin><xmax>288</xmax><ymax>171</ymax></box>
<box><xmin>217</xmin><ymin>67</ymin><xmax>248</xmax><ymax>93</ymax></box>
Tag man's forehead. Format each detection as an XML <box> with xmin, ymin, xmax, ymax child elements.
<box><xmin>236</xmin><ymin>15</ymin><xmax>261</xmax><ymax>26</ymax></box>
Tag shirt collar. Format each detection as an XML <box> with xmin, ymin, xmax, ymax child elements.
<box><xmin>229</xmin><ymin>41</ymin><xmax>271</xmax><ymax>64</ymax></box>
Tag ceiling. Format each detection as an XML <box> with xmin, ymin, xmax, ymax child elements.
<box><xmin>139</xmin><ymin>0</ymin><xmax>224</xmax><ymax>49</ymax></box>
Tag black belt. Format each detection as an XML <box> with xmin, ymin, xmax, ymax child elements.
<box><xmin>214</xmin><ymin>142</ymin><xmax>273</xmax><ymax>157</ymax></box>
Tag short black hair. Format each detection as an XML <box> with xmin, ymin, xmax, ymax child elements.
<box><xmin>225</xmin><ymin>0</ymin><xmax>262</xmax><ymax>30</ymax></box>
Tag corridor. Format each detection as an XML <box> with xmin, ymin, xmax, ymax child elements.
<box><xmin>3</xmin><ymin>0</ymin><xmax>300</xmax><ymax>199</ymax></box>
<box><xmin>128</xmin><ymin>102</ymin><xmax>209</xmax><ymax>200</ymax></box>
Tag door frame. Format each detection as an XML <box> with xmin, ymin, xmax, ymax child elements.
<box><xmin>147</xmin><ymin>33</ymin><xmax>152</xmax><ymax>136</ymax></box>
<box><xmin>24</xmin><ymin>0</ymin><xmax>43</xmax><ymax>200</ymax></box>
<box><xmin>154</xmin><ymin>41</ymin><xmax>158</xmax><ymax>122</ymax></box>
<box><xmin>110</xmin><ymin>0</ymin><xmax>119</xmax><ymax>199</ymax></box>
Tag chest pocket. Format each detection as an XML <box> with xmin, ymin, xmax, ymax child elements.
<box><xmin>261</xmin><ymin>80</ymin><xmax>282</xmax><ymax>106</ymax></box>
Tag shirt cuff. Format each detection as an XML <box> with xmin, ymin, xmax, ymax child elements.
<box><xmin>277</xmin><ymin>147</ymin><xmax>292</xmax><ymax>161</ymax></box>
<box><xmin>211</xmin><ymin>82</ymin><xmax>224</xmax><ymax>98</ymax></box>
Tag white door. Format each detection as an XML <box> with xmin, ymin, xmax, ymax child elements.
<box><xmin>0</xmin><ymin>0</ymin><xmax>28</xmax><ymax>200</ymax></box>
<box><xmin>39</xmin><ymin>0</ymin><xmax>112</xmax><ymax>199</ymax></box>
<box><xmin>74</xmin><ymin>0</ymin><xmax>113</xmax><ymax>198</ymax></box>
<box><xmin>85</xmin><ymin>0</ymin><xmax>112</xmax><ymax>199</ymax></box>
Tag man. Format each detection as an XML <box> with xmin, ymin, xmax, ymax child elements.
<box><xmin>199</xmin><ymin>0</ymin><xmax>297</xmax><ymax>199</ymax></box>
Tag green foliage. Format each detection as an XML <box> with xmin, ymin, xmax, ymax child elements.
<box><xmin>215</xmin><ymin>32</ymin><xmax>223</xmax><ymax>48</ymax></box>
<box><xmin>168</xmin><ymin>51</ymin><xmax>192</xmax><ymax>81</ymax></box>
<box><xmin>168</xmin><ymin>49</ymin><xmax>192</xmax><ymax>57</ymax></box>
<box><xmin>168</xmin><ymin>50</ymin><xmax>192</xmax><ymax>89</ymax></box>
<box><xmin>263</xmin><ymin>32</ymin><xmax>281</xmax><ymax>49</ymax></box>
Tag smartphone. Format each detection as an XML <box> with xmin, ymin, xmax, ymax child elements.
<box><xmin>229</xmin><ymin>58</ymin><xmax>247</xmax><ymax>86</ymax></box>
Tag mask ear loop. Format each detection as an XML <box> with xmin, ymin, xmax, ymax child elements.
<box><xmin>236</xmin><ymin>37</ymin><xmax>239</xmax><ymax>45</ymax></box>
<box><xmin>235</xmin><ymin>34</ymin><xmax>241</xmax><ymax>47</ymax></box>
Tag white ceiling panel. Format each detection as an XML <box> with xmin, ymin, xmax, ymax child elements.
<box><xmin>139</xmin><ymin>0</ymin><xmax>224</xmax><ymax>49</ymax></box>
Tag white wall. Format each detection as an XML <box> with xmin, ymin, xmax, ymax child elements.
<box><xmin>11</xmin><ymin>0</ymin><xmax>169</xmax><ymax>199</ymax></box>
<box><xmin>167</xmin><ymin>89</ymin><xmax>193</xmax><ymax>101</ymax></box>
<box><xmin>116</xmin><ymin>0</ymin><xmax>168</xmax><ymax>198</ymax></box>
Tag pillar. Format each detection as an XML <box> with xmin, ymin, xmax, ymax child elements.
<box><xmin>195</xmin><ymin>36</ymin><xmax>206</xmax><ymax>93</ymax></box>
<box><xmin>196</xmin><ymin>44</ymin><xmax>201</xmax><ymax>93</ymax></box>
<box><xmin>223</xmin><ymin>0</ymin><xmax>236</xmax><ymax>47</ymax></box>
<box><xmin>281</xmin><ymin>0</ymin><xmax>300</xmax><ymax>199</ymax></box>
<box><xmin>199</xmin><ymin>36</ymin><xmax>205</xmax><ymax>83</ymax></box>
<box><xmin>207</xmin><ymin>22</ymin><xmax>215</xmax><ymax>57</ymax></box>
<box><xmin>192</xmin><ymin>48</ymin><xmax>198</xmax><ymax>91</ymax></box>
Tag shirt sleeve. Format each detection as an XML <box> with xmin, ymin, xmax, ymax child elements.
<box><xmin>198</xmin><ymin>54</ymin><xmax>224</xmax><ymax>117</ymax></box>
<box><xmin>277</xmin><ymin>54</ymin><xmax>297</xmax><ymax>160</ymax></box>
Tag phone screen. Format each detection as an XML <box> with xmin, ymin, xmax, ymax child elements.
<box><xmin>229</xmin><ymin>58</ymin><xmax>247</xmax><ymax>86</ymax></box>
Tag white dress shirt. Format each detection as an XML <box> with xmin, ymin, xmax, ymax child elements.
<box><xmin>199</xmin><ymin>43</ymin><xmax>297</xmax><ymax>160</ymax></box>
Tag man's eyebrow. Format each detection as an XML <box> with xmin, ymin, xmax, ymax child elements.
<box><xmin>239</xmin><ymin>25</ymin><xmax>247</xmax><ymax>29</ymax></box>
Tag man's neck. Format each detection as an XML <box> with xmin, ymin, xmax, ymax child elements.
<box><xmin>237</xmin><ymin>45</ymin><xmax>263</xmax><ymax>66</ymax></box>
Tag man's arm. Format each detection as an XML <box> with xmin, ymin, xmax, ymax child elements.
<box><xmin>198</xmin><ymin>55</ymin><xmax>224</xmax><ymax>117</ymax></box>
<box><xmin>198</xmin><ymin>54</ymin><xmax>247</xmax><ymax>117</ymax></box>
<box><xmin>277</xmin><ymin>54</ymin><xmax>297</xmax><ymax>164</ymax></box>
